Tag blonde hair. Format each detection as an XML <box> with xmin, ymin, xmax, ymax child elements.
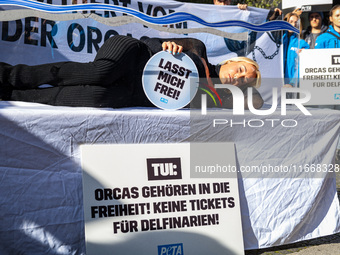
<box><xmin>219</xmin><ymin>57</ymin><xmax>261</xmax><ymax>88</ymax></box>
<box><xmin>284</xmin><ymin>12</ymin><xmax>303</xmax><ymax>35</ymax></box>
<box><xmin>330</xmin><ymin>5</ymin><xmax>340</xmax><ymax>25</ymax></box>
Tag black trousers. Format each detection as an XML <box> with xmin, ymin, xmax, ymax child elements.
<box><xmin>0</xmin><ymin>35</ymin><xmax>153</xmax><ymax>107</ymax></box>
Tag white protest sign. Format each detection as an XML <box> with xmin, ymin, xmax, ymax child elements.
<box><xmin>0</xmin><ymin>1</ymin><xmax>273</xmax><ymax>75</ymax></box>
<box><xmin>142</xmin><ymin>51</ymin><xmax>199</xmax><ymax>110</ymax></box>
<box><xmin>1</xmin><ymin>1</ymin><xmax>283</xmax><ymax>105</ymax></box>
<box><xmin>282</xmin><ymin>0</ymin><xmax>332</xmax><ymax>10</ymax></box>
<box><xmin>80</xmin><ymin>143</ymin><xmax>244</xmax><ymax>255</ymax></box>
<box><xmin>299</xmin><ymin>49</ymin><xmax>340</xmax><ymax>106</ymax></box>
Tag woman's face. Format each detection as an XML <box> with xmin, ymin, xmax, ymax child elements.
<box><xmin>330</xmin><ymin>8</ymin><xmax>340</xmax><ymax>29</ymax></box>
<box><xmin>288</xmin><ymin>15</ymin><xmax>299</xmax><ymax>28</ymax></box>
<box><xmin>219</xmin><ymin>61</ymin><xmax>257</xmax><ymax>87</ymax></box>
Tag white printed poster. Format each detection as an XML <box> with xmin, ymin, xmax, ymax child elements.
<box><xmin>81</xmin><ymin>143</ymin><xmax>244</xmax><ymax>255</ymax></box>
<box><xmin>0</xmin><ymin>0</ymin><xmax>292</xmax><ymax>105</ymax></box>
<box><xmin>142</xmin><ymin>51</ymin><xmax>199</xmax><ymax>110</ymax></box>
<box><xmin>299</xmin><ymin>48</ymin><xmax>340</xmax><ymax>105</ymax></box>
<box><xmin>0</xmin><ymin>0</ymin><xmax>284</xmax><ymax>80</ymax></box>
<box><xmin>282</xmin><ymin>0</ymin><xmax>333</xmax><ymax>10</ymax></box>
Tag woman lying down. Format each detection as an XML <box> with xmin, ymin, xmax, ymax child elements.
<box><xmin>0</xmin><ymin>35</ymin><xmax>263</xmax><ymax>109</ymax></box>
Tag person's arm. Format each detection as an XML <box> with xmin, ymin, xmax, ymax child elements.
<box><xmin>267</xmin><ymin>8</ymin><xmax>282</xmax><ymax>21</ymax></box>
<box><xmin>292</xmin><ymin>8</ymin><xmax>302</xmax><ymax>16</ymax></box>
<box><xmin>141</xmin><ymin>37</ymin><xmax>214</xmax><ymax>86</ymax></box>
<box><xmin>141</xmin><ymin>37</ymin><xmax>208</xmax><ymax>59</ymax></box>
<box><xmin>300</xmin><ymin>39</ymin><xmax>310</xmax><ymax>49</ymax></box>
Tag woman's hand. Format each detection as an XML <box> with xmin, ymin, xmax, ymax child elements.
<box><xmin>237</xmin><ymin>3</ymin><xmax>247</xmax><ymax>10</ymax></box>
<box><xmin>292</xmin><ymin>8</ymin><xmax>302</xmax><ymax>16</ymax></box>
<box><xmin>273</xmin><ymin>8</ymin><xmax>282</xmax><ymax>15</ymax></box>
<box><xmin>268</xmin><ymin>8</ymin><xmax>282</xmax><ymax>21</ymax></box>
<box><xmin>162</xmin><ymin>41</ymin><xmax>183</xmax><ymax>55</ymax></box>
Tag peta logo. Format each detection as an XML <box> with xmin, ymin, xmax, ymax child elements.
<box><xmin>332</xmin><ymin>55</ymin><xmax>340</xmax><ymax>65</ymax></box>
<box><xmin>158</xmin><ymin>243</ymin><xmax>183</xmax><ymax>255</ymax></box>
<box><xmin>147</xmin><ymin>158</ymin><xmax>182</xmax><ymax>181</ymax></box>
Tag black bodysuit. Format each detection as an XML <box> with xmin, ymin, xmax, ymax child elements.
<box><xmin>0</xmin><ymin>35</ymin><xmax>262</xmax><ymax>108</ymax></box>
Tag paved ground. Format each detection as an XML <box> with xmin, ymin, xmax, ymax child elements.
<box><xmin>245</xmin><ymin>151</ymin><xmax>340</xmax><ymax>255</ymax></box>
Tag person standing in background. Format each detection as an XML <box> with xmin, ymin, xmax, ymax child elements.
<box><xmin>315</xmin><ymin>5</ymin><xmax>340</xmax><ymax>48</ymax></box>
<box><xmin>283</xmin><ymin>12</ymin><xmax>309</xmax><ymax>87</ymax></box>
<box><xmin>302</xmin><ymin>12</ymin><xmax>328</xmax><ymax>49</ymax></box>
<box><xmin>213</xmin><ymin>0</ymin><xmax>247</xmax><ymax>10</ymax></box>
<box><xmin>314</xmin><ymin>5</ymin><xmax>340</xmax><ymax>110</ymax></box>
